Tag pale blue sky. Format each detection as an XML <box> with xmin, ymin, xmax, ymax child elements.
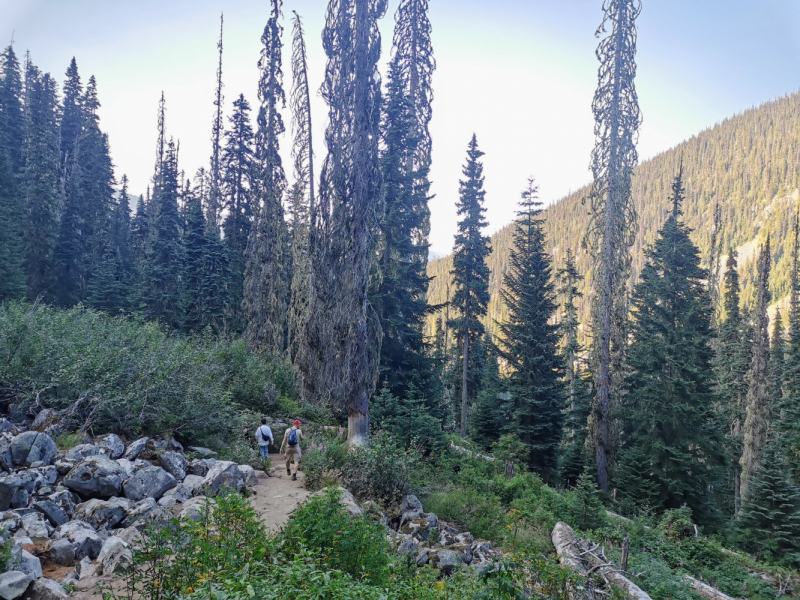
<box><xmin>3</xmin><ymin>0</ymin><xmax>800</xmax><ymax>255</ymax></box>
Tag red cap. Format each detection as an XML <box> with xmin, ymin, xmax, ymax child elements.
<box><xmin>293</xmin><ymin>420</ymin><xmax>301</xmax><ymax>426</ymax></box>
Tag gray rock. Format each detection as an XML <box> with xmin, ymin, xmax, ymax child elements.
<box><xmin>45</xmin><ymin>491</ymin><xmax>75</xmax><ymax>518</ymax></box>
<box><xmin>52</xmin><ymin>520</ymin><xmax>103</xmax><ymax>560</ymax></box>
<box><xmin>21</xmin><ymin>578</ymin><xmax>68</xmax><ymax>600</ymax></box>
<box><xmin>401</xmin><ymin>509</ymin><xmax>422</xmax><ymax>525</ymax></box>
<box><xmin>179</xmin><ymin>496</ymin><xmax>209</xmax><ymax>522</ymax></box>
<box><xmin>26</xmin><ymin>434</ymin><xmax>57</xmax><ymax>466</ymax></box>
<box><xmin>162</xmin><ymin>481</ymin><xmax>194</xmax><ymax>503</ymax></box>
<box><xmin>425</xmin><ymin>512</ymin><xmax>439</xmax><ymax>529</ymax></box>
<box><xmin>157</xmin><ymin>495</ymin><xmax>176</xmax><ymax>508</ymax></box>
<box><xmin>187</xmin><ymin>446</ymin><xmax>217</xmax><ymax>459</ymax></box>
<box><xmin>20</xmin><ymin>512</ymin><xmax>50</xmax><ymax>539</ymax></box>
<box><xmin>9</xmin><ymin>432</ymin><xmax>37</xmax><ymax>466</ymax></box>
<box><xmin>73</xmin><ymin>497</ymin><xmax>131</xmax><ymax>530</ymax></box>
<box><xmin>402</xmin><ymin>493</ymin><xmax>423</xmax><ymax>513</ymax></box>
<box><xmin>123</xmin><ymin>466</ymin><xmax>177</xmax><ymax>501</ymax></box>
<box><xmin>0</xmin><ymin>475</ymin><xmax>20</xmax><ymax>511</ymax></box>
<box><xmin>11</xmin><ymin>489</ymin><xmax>28</xmax><ymax>509</ymax></box>
<box><xmin>114</xmin><ymin>526</ymin><xmax>141</xmax><ymax>546</ymax></box>
<box><xmin>62</xmin><ymin>456</ymin><xmax>126</xmax><ymax>499</ymax></box>
<box><xmin>122</xmin><ymin>498</ymin><xmax>169</xmax><ymax>529</ymax></box>
<box><xmin>0</xmin><ymin>439</ymin><xmax>12</xmax><ymax>472</ymax></box>
<box><xmin>96</xmin><ymin>536</ymin><xmax>132</xmax><ymax>575</ymax></box>
<box><xmin>75</xmin><ymin>557</ymin><xmax>96</xmax><ymax>581</ymax></box>
<box><xmin>18</xmin><ymin>550</ymin><xmax>42</xmax><ymax>579</ymax></box>
<box><xmin>199</xmin><ymin>461</ymin><xmax>243</xmax><ymax>496</ymax></box>
<box><xmin>58</xmin><ymin>573</ymin><xmax>77</xmax><ymax>590</ymax></box>
<box><xmin>187</xmin><ymin>458</ymin><xmax>215</xmax><ymax>477</ymax></box>
<box><xmin>30</xmin><ymin>409</ymin><xmax>59</xmax><ymax>432</ymax></box>
<box><xmin>415</xmin><ymin>549</ymin><xmax>429</xmax><ymax>567</ymax></box>
<box><xmin>53</xmin><ymin>461</ymin><xmax>72</xmax><ymax>477</ymax></box>
<box><xmin>435</xmin><ymin>549</ymin><xmax>458</xmax><ymax>575</ymax></box>
<box><xmin>64</xmin><ymin>444</ymin><xmax>100</xmax><ymax>462</ymax></box>
<box><xmin>123</xmin><ymin>437</ymin><xmax>148</xmax><ymax>460</ymax></box>
<box><xmin>167</xmin><ymin>438</ymin><xmax>183</xmax><ymax>452</ymax></box>
<box><xmin>47</xmin><ymin>538</ymin><xmax>75</xmax><ymax>567</ymax></box>
<box><xmin>16</xmin><ymin>467</ymin><xmax>57</xmax><ymax>495</ymax></box>
<box><xmin>397</xmin><ymin>536</ymin><xmax>418</xmax><ymax>556</ymax></box>
<box><xmin>159</xmin><ymin>451</ymin><xmax>187</xmax><ymax>481</ymax></box>
<box><xmin>182</xmin><ymin>474</ymin><xmax>205</xmax><ymax>496</ymax></box>
<box><xmin>32</xmin><ymin>501</ymin><xmax>68</xmax><ymax>527</ymax></box>
<box><xmin>36</xmin><ymin>486</ymin><xmax>53</xmax><ymax>496</ymax></box>
<box><xmin>94</xmin><ymin>434</ymin><xmax>125</xmax><ymax>459</ymax></box>
<box><xmin>0</xmin><ymin>571</ymin><xmax>32</xmax><ymax>600</ymax></box>
<box><xmin>237</xmin><ymin>465</ymin><xmax>259</xmax><ymax>487</ymax></box>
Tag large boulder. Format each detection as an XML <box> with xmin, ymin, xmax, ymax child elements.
<box><xmin>95</xmin><ymin>434</ymin><xmax>125</xmax><ymax>460</ymax></box>
<box><xmin>62</xmin><ymin>456</ymin><xmax>126</xmax><ymax>499</ymax></box>
<box><xmin>32</xmin><ymin>501</ymin><xmax>69</xmax><ymax>527</ymax></box>
<box><xmin>159</xmin><ymin>451</ymin><xmax>187</xmax><ymax>481</ymax></box>
<box><xmin>123</xmin><ymin>466</ymin><xmax>176</xmax><ymax>502</ymax></box>
<box><xmin>0</xmin><ymin>439</ymin><xmax>13</xmax><ymax>471</ymax></box>
<box><xmin>25</xmin><ymin>434</ymin><xmax>57</xmax><ymax>466</ymax></box>
<box><xmin>64</xmin><ymin>444</ymin><xmax>101</xmax><ymax>462</ymax></box>
<box><xmin>0</xmin><ymin>474</ymin><xmax>21</xmax><ymax>511</ymax></box>
<box><xmin>17</xmin><ymin>550</ymin><xmax>42</xmax><ymax>580</ymax></box>
<box><xmin>30</xmin><ymin>410</ymin><xmax>59</xmax><ymax>433</ymax></box>
<box><xmin>51</xmin><ymin>520</ymin><xmax>102</xmax><ymax>560</ymax></box>
<box><xmin>237</xmin><ymin>465</ymin><xmax>259</xmax><ymax>487</ymax></box>
<box><xmin>182</xmin><ymin>474</ymin><xmax>205</xmax><ymax>496</ymax></box>
<box><xmin>9</xmin><ymin>433</ymin><xmax>37</xmax><ymax>466</ymax></box>
<box><xmin>122</xmin><ymin>498</ymin><xmax>169</xmax><ymax>529</ymax></box>
<box><xmin>96</xmin><ymin>536</ymin><xmax>132</xmax><ymax>575</ymax></box>
<box><xmin>45</xmin><ymin>491</ymin><xmax>76</xmax><ymax>519</ymax></box>
<box><xmin>73</xmin><ymin>497</ymin><xmax>131</xmax><ymax>530</ymax></box>
<box><xmin>178</xmin><ymin>496</ymin><xmax>209</xmax><ymax>522</ymax></box>
<box><xmin>187</xmin><ymin>459</ymin><xmax>216</xmax><ymax>477</ymax></box>
<box><xmin>187</xmin><ymin>446</ymin><xmax>217</xmax><ymax>459</ymax></box>
<box><xmin>434</xmin><ymin>549</ymin><xmax>459</xmax><ymax>575</ymax></box>
<box><xmin>20</xmin><ymin>512</ymin><xmax>51</xmax><ymax>539</ymax></box>
<box><xmin>123</xmin><ymin>438</ymin><xmax>148</xmax><ymax>460</ymax></box>
<box><xmin>199</xmin><ymin>461</ymin><xmax>243</xmax><ymax>496</ymax></box>
<box><xmin>21</xmin><ymin>578</ymin><xmax>68</xmax><ymax>600</ymax></box>
<box><xmin>47</xmin><ymin>538</ymin><xmax>75</xmax><ymax>567</ymax></box>
<box><xmin>17</xmin><ymin>467</ymin><xmax>57</xmax><ymax>494</ymax></box>
<box><xmin>0</xmin><ymin>571</ymin><xmax>32</xmax><ymax>600</ymax></box>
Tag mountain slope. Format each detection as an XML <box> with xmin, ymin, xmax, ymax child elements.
<box><xmin>427</xmin><ymin>91</ymin><xmax>800</xmax><ymax>338</ymax></box>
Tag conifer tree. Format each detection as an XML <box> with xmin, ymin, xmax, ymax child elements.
<box><xmin>243</xmin><ymin>0</ymin><xmax>290</xmax><ymax>353</ymax></box>
<box><xmin>497</xmin><ymin>179</ymin><xmax>563</xmax><ymax>479</ymax></box>
<box><xmin>741</xmin><ymin>236</ymin><xmax>772</xmax><ymax>501</ymax></box>
<box><xmin>131</xmin><ymin>191</ymin><xmax>150</xmax><ymax>276</ymax></box>
<box><xmin>208</xmin><ymin>14</ymin><xmax>224</xmax><ymax>227</ymax></box>
<box><xmin>183</xmin><ymin>189</ymin><xmax>209</xmax><ymax>332</ymax></box>
<box><xmin>780</xmin><ymin>216</ymin><xmax>800</xmax><ymax>481</ymax></box>
<box><xmin>737</xmin><ymin>438</ymin><xmax>800</xmax><ymax>563</ymax></box>
<box><xmin>306</xmin><ymin>0</ymin><xmax>387</xmax><ymax>443</ymax></box>
<box><xmin>222</xmin><ymin>94</ymin><xmax>256</xmax><ymax>330</ymax></box>
<box><xmin>585</xmin><ymin>0</ymin><xmax>642</xmax><ymax>492</ymax></box>
<box><xmin>450</xmin><ymin>135</ymin><xmax>491</xmax><ymax>437</ymax></box>
<box><xmin>139</xmin><ymin>139</ymin><xmax>184</xmax><ymax>329</ymax></box>
<box><xmin>59</xmin><ymin>57</ymin><xmax>82</xmax><ymax>170</ymax></box>
<box><xmin>769</xmin><ymin>309</ymin><xmax>785</xmax><ymax>413</ymax></box>
<box><xmin>52</xmin><ymin>154</ymin><xmax>84</xmax><ymax>305</ymax></box>
<box><xmin>714</xmin><ymin>250</ymin><xmax>750</xmax><ymax>516</ymax></box>
<box><xmin>471</xmin><ymin>348</ymin><xmax>509</xmax><ymax>450</ymax></box>
<box><xmin>21</xmin><ymin>62</ymin><xmax>60</xmax><ymax>299</ymax></box>
<box><xmin>0</xmin><ymin>45</ymin><xmax>25</xmax><ymax>174</ymax></box>
<box><xmin>617</xmin><ymin>170</ymin><xmax>722</xmax><ymax>522</ymax></box>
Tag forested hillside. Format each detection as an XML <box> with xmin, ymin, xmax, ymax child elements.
<box><xmin>427</xmin><ymin>91</ymin><xmax>800</xmax><ymax>337</ymax></box>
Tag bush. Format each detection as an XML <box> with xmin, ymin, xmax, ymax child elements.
<box><xmin>283</xmin><ymin>487</ymin><xmax>391</xmax><ymax>585</ymax></box>
<box><xmin>424</xmin><ymin>487</ymin><xmax>507</xmax><ymax>542</ymax></box>
<box><xmin>658</xmin><ymin>505</ymin><xmax>695</xmax><ymax>542</ymax></box>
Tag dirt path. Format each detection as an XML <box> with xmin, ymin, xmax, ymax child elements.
<box><xmin>248</xmin><ymin>455</ymin><xmax>311</xmax><ymax>532</ymax></box>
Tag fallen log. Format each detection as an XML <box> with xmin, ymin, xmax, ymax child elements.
<box><xmin>552</xmin><ymin>521</ymin><xmax>588</xmax><ymax>575</ymax></box>
<box><xmin>449</xmin><ymin>441</ymin><xmax>495</xmax><ymax>462</ymax></box>
<box><xmin>582</xmin><ymin>548</ymin><xmax>652</xmax><ymax>600</ymax></box>
<box><xmin>683</xmin><ymin>575</ymin><xmax>741</xmax><ymax>600</ymax></box>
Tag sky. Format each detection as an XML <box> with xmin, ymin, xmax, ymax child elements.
<box><xmin>3</xmin><ymin>0</ymin><xmax>800</xmax><ymax>256</ymax></box>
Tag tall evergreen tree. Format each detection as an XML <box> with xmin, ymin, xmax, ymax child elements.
<box><xmin>471</xmin><ymin>347</ymin><xmax>509</xmax><ymax>450</ymax></box>
<box><xmin>769</xmin><ymin>309</ymin><xmax>785</xmax><ymax>413</ymax></box>
<box><xmin>617</xmin><ymin>170</ymin><xmax>722</xmax><ymax>522</ymax></box>
<box><xmin>208</xmin><ymin>13</ymin><xmax>224</xmax><ymax>227</ymax></box>
<box><xmin>130</xmin><ymin>190</ymin><xmax>150</xmax><ymax>277</ymax></box>
<box><xmin>243</xmin><ymin>0</ymin><xmax>290</xmax><ymax>353</ymax></box>
<box><xmin>59</xmin><ymin>57</ymin><xmax>82</xmax><ymax>171</ymax></box>
<box><xmin>139</xmin><ymin>139</ymin><xmax>184</xmax><ymax>329</ymax></box>
<box><xmin>183</xmin><ymin>189</ymin><xmax>209</xmax><ymax>332</ymax></box>
<box><xmin>52</xmin><ymin>153</ymin><xmax>84</xmax><ymax>305</ymax></box>
<box><xmin>780</xmin><ymin>216</ymin><xmax>800</xmax><ymax>481</ymax></box>
<box><xmin>305</xmin><ymin>0</ymin><xmax>387</xmax><ymax>444</ymax></box>
<box><xmin>222</xmin><ymin>94</ymin><xmax>256</xmax><ymax>330</ymax></box>
<box><xmin>21</xmin><ymin>63</ymin><xmax>60</xmax><ymax>299</ymax></box>
<box><xmin>741</xmin><ymin>236</ymin><xmax>771</xmax><ymax>501</ymax></box>
<box><xmin>497</xmin><ymin>179</ymin><xmax>563</xmax><ymax>480</ymax></box>
<box><xmin>450</xmin><ymin>135</ymin><xmax>491</xmax><ymax>437</ymax></box>
<box><xmin>714</xmin><ymin>250</ymin><xmax>750</xmax><ymax>516</ymax></box>
<box><xmin>0</xmin><ymin>45</ymin><xmax>25</xmax><ymax>174</ymax></box>
<box><xmin>585</xmin><ymin>0</ymin><xmax>642</xmax><ymax>492</ymax></box>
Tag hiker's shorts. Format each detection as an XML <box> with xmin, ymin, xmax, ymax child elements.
<box><xmin>285</xmin><ymin>445</ymin><xmax>302</xmax><ymax>461</ymax></box>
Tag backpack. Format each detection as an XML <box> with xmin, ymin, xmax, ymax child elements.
<box><xmin>255</xmin><ymin>426</ymin><xmax>268</xmax><ymax>443</ymax></box>
<box><xmin>287</xmin><ymin>428</ymin><xmax>299</xmax><ymax>447</ymax></box>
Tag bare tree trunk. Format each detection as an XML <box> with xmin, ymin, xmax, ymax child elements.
<box><xmin>684</xmin><ymin>576</ymin><xmax>740</xmax><ymax>600</ymax></box>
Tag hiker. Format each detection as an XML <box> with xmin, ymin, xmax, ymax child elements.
<box><xmin>280</xmin><ymin>419</ymin><xmax>303</xmax><ymax>480</ymax></box>
<box><xmin>255</xmin><ymin>418</ymin><xmax>274</xmax><ymax>459</ymax></box>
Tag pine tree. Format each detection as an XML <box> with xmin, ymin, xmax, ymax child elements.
<box><xmin>780</xmin><ymin>216</ymin><xmax>800</xmax><ymax>481</ymax></box>
<box><xmin>52</xmin><ymin>153</ymin><xmax>84</xmax><ymax>305</ymax></box>
<box><xmin>59</xmin><ymin>57</ymin><xmax>82</xmax><ymax>170</ymax></box>
<box><xmin>208</xmin><ymin>13</ymin><xmax>224</xmax><ymax>227</ymax></box>
<box><xmin>737</xmin><ymin>438</ymin><xmax>800</xmax><ymax>563</ymax></box>
<box><xmin>561</xmin><ymin>366</ymin><xmax>594</xmax><ymax>488</ymax></box>
<box><xmin>130</xmin><ymin>191</ymin><xmax>150</xmax><ymax>276</ymax></box>
<box><xmin>585</xmin><ymin>0</ymin><xmax>642</xmax><ymax>492</ymax></box>
<box><xmin>497</xmin><ymin>179</ymin><xmax>563</xmax><ymax>480</ymax></box>
<box><xmin>769</xmin><ymin>309</ymin><xmax>785</xmax><ymax>413</ymax></box>
<box><xmin>0</xmin><ymin>45</ymin><xmax>25</xmax><ymax>174</ymax></box>
<box><xmin>449</xmin><ymin>135</ymin><xmax>491</xmax><ymax>438</ymax></box>
<box><xmin>183</xmin><ymin>189</ymin><xmax>209</xmax><ymax>332</ymax></box>
<box><xmin>741</xmin><ymin>236</ymin><xmax>771</xmax><ymax>501</ymax></box>
<box><xmin>471</xmin><ymin>348</ymin><xmax>510</xmax><ymax>450</ymax></box>
<box><xmin>221</xmin><ymin>94</ymin><xmax>255</xmax><ymax>330</ymax></box>
<box><xmin>139</xmin><ymin>139</ymin><xmax>184</xmax><ymax>329</ymax></box>
<box><xmin>243</xmin><ymin>0</ymin><xmax>290</xmax><ymax>353</ymax></box>
<box><xmin>21</xmin><ymin>62</ymin><xmax>60</xmax><ymax>299</ymax></box>
<box><xmin>714</xmin><ymin>250</ymin><xmax>750</xmax><ymax>515</ymax></box>
<box><xmin>617</xmin><ymin>170</ymin><xmax>723</xmax><ymax>522</ymax></box>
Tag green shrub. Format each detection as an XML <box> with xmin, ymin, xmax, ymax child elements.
<box><xmin>658</xmin><ymin>505</ymin><xmax>695</xmax><ymax>542</ymax></box>
<box><xmin>54</xmin><ymin>431</ymin><xmax>82</xmax><ymax>451</ymax></box>
<box><xmin>283</xmin><ymin>487</ymin><xmax>391</xmax><ymax>585</ymax></box>
<box><xmin>424</xmin><ymin>487</ymin><xmax>507</xmax><ymax>542</ymax></box>
<box><xmin>0</xmin><ymin>537</ymin><xmax>12</xmax><ymax>572</ymax></box>
<box><xmin>568</xmin><ymin>470</ymin><xmax>605</xmax><ymax>531</ymax></box>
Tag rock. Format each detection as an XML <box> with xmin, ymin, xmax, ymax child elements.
<box><xmin>336</xmin><ymin>487</ymin><xmax>361</xmax><ymax>516</ymax></box>
<box><xmin>73</xmin><ymin>497</ymin><xmax>131</xmax><ymax>530</ymax></box>
<box><xmin>187</xmin><ymin>459</ymin><xmax>215</xmax><ymax>477</ymax></box>
<box><xmin>21</xmin><ymin>578</ymin><xmax>68</xmax><ymax>600</ymax></box>
<box><xmin>159</xmin><ymin>451</ymin><xmax>187</xmax><ymax>481</ymax></box>
<box><xmin>45</xmin><ymin>491</ymin><xmax>75</xmax><ymax>518</ymax></box>
<box><xmin>59</xmin><ymin>573</ymin><xmax>76</xmax><ymax>590</ymax></box>
<box><xmin>114</xmin><ymin>526</ymin><xmax>141</xmax><ymax>546</ymax></box>
<box><xmin>10</xmin><ymin>433</ymin><xmax>38</xmax><ymax>466</ymax></box>
<box><xmin>123</xmin><ymin>466</ymin><xmax>177</xmax><ymax>501</ymax></box>
<box><xmin>187</xmin><ymin>446</ymin><xmax>217</xmax><ymax>459</ymax></box>
<box><xmin>434</xmin><ymin>549</ymin><xmax>458</xmax><ymax>575</ymax></box>
<box><xmin>179</xmin><ymin>496</ymin><xmax>209</xmax><ymax>522</ymax></box>
<box><xmin>415</xmin><ymin>550</ymin><xmax>429</xmax><ymax>567</ymax></box>
<box><xmin>97</xmin><ymin>536</ymin><xmax>132</xmax><ymax>575</ymax></box>
<box><xmin>199</xmin><ymin>461</ymin><xmax>243</xmax><ymax>495</ymax></box>
<box><xmin>402</xmin><ymin>493</ymin><xmax>423</xmax><ymax>513</ymax></box>
<box><xmin>62</xmin><ymin>456</ymin><xmax>126</xmax><ymax>499</ymax></box>
<box><xmin>0</xmin><ymin>439</ymin><xmax>13</xmax><ymax>472</ymax></box>
<box><xmin>122</xmin><ymin>498</ymin><xmax>169</xmax><ymax>529</ymax></box>
<box><xmin>16</xmin><ymin>467</ymin><xmax>57</xmax><ymax>495</ymax></box>
<box><xmin>237</xmin><ymin>465</ymin><xmax>259</xmax><ymax>487</ymax></box>
<box><xmin>32</xmin><ymin>501</ymin><xmax>68</xmax><ymax>527</ymax></box>
<box><xmin>157</xmin><ymin>495</ymin><xmax>176</xmax><ymax>508</ymax></box>
<box><xmin>75</xmin><ymin>557</ymin><xmax>96</xmax><ymax>581</ymax></box>
<box><xmin>31</xmin><ymin>410</ymin><xmax>59</xmax><ymax>433</ymax></box>
<box><xmin>454</xmin><ymin>532</ymin><xmax>474</xmax><ymax>545</ymax></box>
<box><xmin>162</xmin><ymin>481</ymin><xmax>194</xmax><ymax>503</ymax></box>
<box><xmin>458</xmin><ymin>545</ymin><xmax>473</xmax><ymax>565</ymax></box>
<box><xmin>0</xmin><ymin>572</ymin><xmax>32</xmax><ymax>600</ymax></box>
<box><xmin>94</xmin><ymin>434</ymin><xmax>125</xmax><ymax>459</ymax></box>
<box><xmin>0</xmin><ymin>475</ymin><xmax>20</xmax><ymax>511</ymax></box>
<box><xmin>17</xmin><ymin>550</ymin><xmax>42</xmax><ymax>579</ymax></box>
<box><xmin>397</xmin><ymin>536</ymin><xmax>418</xmax><ymax>556</ymax></box>
<box><xmin>167</xmin><ymin>438</ymin><xmax>183</xmax><ymax>453</ymax></box>
<box><xmin>20</xmin><ymin>512</ymin><xmax>50</xmax><ymax>539</ymax></box>
<box><xmin>47</xmin><ymin>538</ymin><xmax>75</xmax><ymax>567</ymax></box>
<box><xmin>53</xmin><ymin>461</ymin><xmax>72</xmax><ymax>477</ymax></box>
<box><xmin>25</xmin><ymin>434</ymin><xmax>57</xmax><ymax>467</ymax></box>
<box><xmin>425</xmin><ymin>513</ymin><xmax>439</xmax><ymax>529</ymax></box>
<box><xmin>51</xmin><ymin>520</ymin><xmax>103</xmax><ymax>560</ymax></box>
<box><xmin>123</xmin><ymin>438</ymin><xmax>148</xmax><ymax>460</ymax></box>
<box><xmin>63</xmin><ymin>444</ymin><xmax>100</xmax><ymax>462</ymax></box>
<box><xmin>11</xmin><ymin>489</ymin><xmax>28</xmax><ymax>509</ymax></box>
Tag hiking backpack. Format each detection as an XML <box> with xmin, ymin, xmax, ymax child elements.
<box><xmin>287</xmin><ymin>428</ymin><xmax>299</xmax><ymax>446</ymax></box>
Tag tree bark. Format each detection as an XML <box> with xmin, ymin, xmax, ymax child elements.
<box><xmin>683</xmin><ymin>576</ymin><xmax>740</xmax><ymax>600</ymax></box>
<box><xmin>583</xmin><ymin>549</ymin><xmax>652</xmax><ymax>600</ymax></box>
<box><xmin>551</xmin><ymin>522</ymin><xmax>588</xmax><ymax>576</ymax></box>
